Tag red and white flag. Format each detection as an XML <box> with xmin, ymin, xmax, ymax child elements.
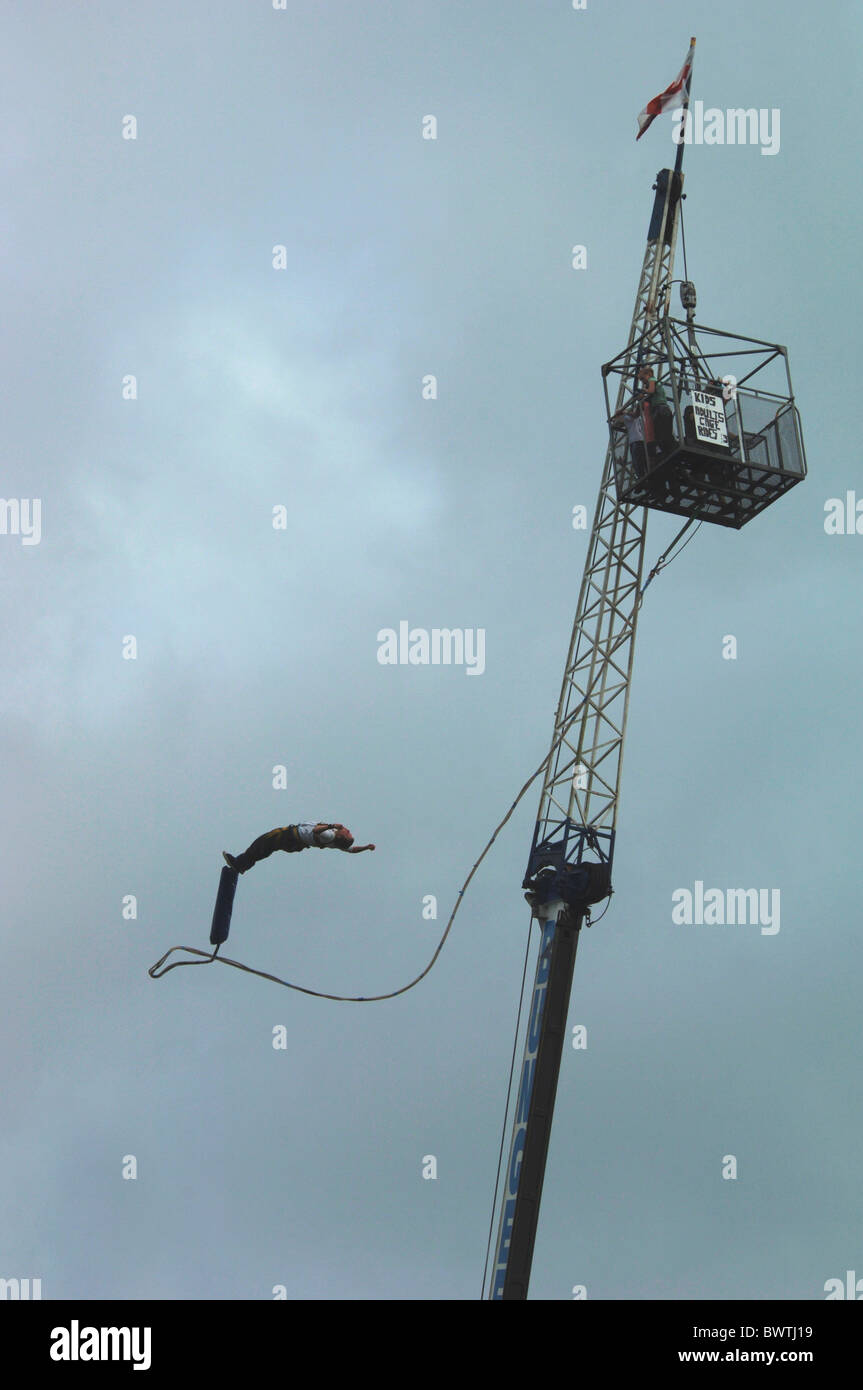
<box><xmin>636</xmin><ymin>39</ymin><xmax>695</xmax><ymax>140</ymax></box>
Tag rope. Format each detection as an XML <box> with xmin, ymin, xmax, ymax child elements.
<box><xmin>149</xmin><ymin>520</ymin><xmax>697</xmax><ymax>1000</ymax></box>
<box><xmin>149</xmin><ymin>729</ymin><xmax>570</xmax><ymax>1000</ymax></box>
<box><xmin>638</xmin><ymin>515</ymin><xmax>700</xmax><ymax>604</ymax></box>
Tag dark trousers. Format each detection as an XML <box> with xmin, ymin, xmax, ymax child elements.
<box><xmin>651</xmin><ymin>403</ymin><xmax>674</xmax><ymax>450</ymax></box>
<box><xmin>234</xmin><ymin>825</ymin><xmax>304</xmax><ymax>872</ymax></box>
<box><xmin>630</xmin><ymin>441</ymin><xmax>649</xmax><ymax>479</ymax></box>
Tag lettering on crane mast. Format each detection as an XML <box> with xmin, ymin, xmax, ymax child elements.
<box><xmin>490</xmin><ymin>917</ymin><xmax>555</xmax><ymax>1297</ymax></box>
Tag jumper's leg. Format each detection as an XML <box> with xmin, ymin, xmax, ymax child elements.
<box><xmin>226</xmin><ymin>827</ymin><xmax>298</xmax><ymax>873</ymax></box>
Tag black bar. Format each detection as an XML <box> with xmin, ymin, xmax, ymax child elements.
<box><xmin>209</xmin><ymin>866</ymin><xmax>238</xmax><ymax>945</ymax></box>
<box><xmin>502</xmin><ymin>909</ymin><xmax>583</xmax><ymax>1299</ymax></box>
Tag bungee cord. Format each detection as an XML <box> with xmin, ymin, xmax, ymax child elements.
<box><xmin>149</xmin><ymin>519</ymin><xmax>692</xmax><ymax>999</ymax></box>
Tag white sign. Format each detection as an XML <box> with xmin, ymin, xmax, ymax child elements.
<box><xmin>692</xmin><ymin>390</ymin><xmax>729</xmax><ymax>447</ymax></box>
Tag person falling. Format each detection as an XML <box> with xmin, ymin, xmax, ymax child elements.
<box><xmin>223</xmin><ymin>823</ymin><xmax>375</xmax><ymax>874</ymax></box>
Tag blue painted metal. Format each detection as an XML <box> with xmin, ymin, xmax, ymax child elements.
<box><xmin>489</xmin><ymin>905</ymin><xmax>585</xmax><ymax>1299</ymax></box>
<box><xmin>523</xmin><ymin>820</ymin><xmax>615</xmax><ymax>906</ymax></box>
<box><xmin>489</xmin><ymin>915</ymin><xmax>556</xmax><ymax>1299</ymax></box>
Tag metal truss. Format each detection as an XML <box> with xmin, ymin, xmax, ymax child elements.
<box><xmin>526</xmin><ymin>169</ymin><xmax>685</xmax><ymax>885</ymax></box>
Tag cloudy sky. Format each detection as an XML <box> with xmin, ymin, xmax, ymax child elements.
<box><xmin>2</xmin><ymin>0</ymin><xmax>861</xmax><ymax>1301</ymax></box>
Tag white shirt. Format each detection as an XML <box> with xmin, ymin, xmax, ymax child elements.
<box><xmin>297</xmin><ymin>823</ymin><xmax>335</xmax><ymax>846</ymax></box>
<box><xmin>627</xmin><ymin>408</ymin><xmax>645</xmax><ymax>444</ymax></box>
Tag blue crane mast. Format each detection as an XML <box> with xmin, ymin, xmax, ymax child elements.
<box><xmin>486</xmin><ymin>48</ymin><xmax>806</xmax><ymax>1300</ymax></box>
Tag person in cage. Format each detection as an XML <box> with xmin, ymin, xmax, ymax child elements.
<box><xmin>223</xmin><ymin>823</ymin><xmax>375</xmax><ymax>874</ymax></box>
<box><xmin>613</xmin><ymin>397</ymin><xmax>652</xmax><ymax>480</ymax></box>
<box><xmin>638</xmin><ymin>365</ymin><xmax>675</xmax><ymax>454</ymax></box>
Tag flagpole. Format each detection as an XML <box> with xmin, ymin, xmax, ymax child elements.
<box><xmin>674</xmin><ymin>36</ymin><xmax>696</xmax><ymax>177</ymax></box>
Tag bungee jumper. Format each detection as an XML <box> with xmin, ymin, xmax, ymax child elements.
<box><xmin>223</xmin><ymin>822</ymin><xmax>375</xmax><ymax>874</ymax></box>
<box><xmin>149</xmin><ymin>518</ymin><xmax>682</xmax><ymax>998</ymax></box>
<box><xmin>205</xmin><ymin>824</ymin><xmax>375</xmax><ymax>951</ymax></box>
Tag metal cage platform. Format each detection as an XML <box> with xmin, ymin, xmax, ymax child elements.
<box><xmin>603</xmin><ymin>319</ymin><xmax>807</xmax><ymax>529</ymax></box>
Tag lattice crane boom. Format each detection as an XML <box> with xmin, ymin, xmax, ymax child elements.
<box><xmin>486</xmin><ymin>164</ymin><xmax>686</xmax><ymax>1301</ymax></box>
<box><xmin>486</xmin><ymin>35</ymin><xmax>807</xmax><ymax>1295</ymax></box>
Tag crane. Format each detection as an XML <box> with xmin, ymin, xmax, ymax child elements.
<box><xmin>484</xmin><ymin>41</ymin><xmax>806</xmax><ymax>1300</ymax></box>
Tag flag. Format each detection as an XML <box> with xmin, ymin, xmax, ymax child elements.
<box><xmin>636</xmin><ymin>39</ymin><xmax>695</xmax><ymax>140</ymax></box>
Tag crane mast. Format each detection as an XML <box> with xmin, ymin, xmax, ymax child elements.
<box><xmin>486</xmin><ymin>163</ymin><xmax>685</xmax><ymax>1301</ymax></box>
<box><xmin>484</xmin><ymin>31</ymin><xmax>808</xmax><ymax>1295</ymax></box>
